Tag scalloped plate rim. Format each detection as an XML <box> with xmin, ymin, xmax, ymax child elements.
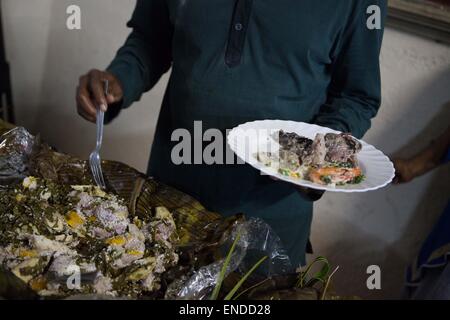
<box><xmin>227</xmin><ymin>120</ymin><xmax>395</xmax><ymax>193</ymax></box>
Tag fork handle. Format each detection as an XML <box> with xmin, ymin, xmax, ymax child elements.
<box><xmin>95</xmin><ymin>80</ymin><xmax>108</xmax><ymax>148</ymax></box>
<box><xmin>96</xmin><ymin>109</ymin><xmax>104</xmax><ymax>148</ymax></box>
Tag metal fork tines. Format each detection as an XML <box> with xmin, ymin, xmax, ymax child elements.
<box><xmin>89</xmin><ymin>80</ymin><xmax>108</xmax><ymax>189</ymax></box>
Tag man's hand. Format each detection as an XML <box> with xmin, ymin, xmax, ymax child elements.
<box><xmin>393</xmin><ymin>126</ymin><xmax>450</xmax><ymax>184</ymax></box>
<box><xmin>270</xmin><ymin>176</ymin><xmax>325</xmax><ymax>201</ymax></box>
<box><xmin>393</xmin><ymin>158</ymin><xmax>419</xmax><ymax>184</ymax></box>
<box><xmin>76</xmin><ymin>69</ymin><xmax>124</xmax><ymax>122</ymax></box>
<box><xmin>297</xmin><ymin>186</ymin><xmax>325</xmax><ymax>201</ymax></box>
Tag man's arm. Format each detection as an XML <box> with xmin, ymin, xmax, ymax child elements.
<box><xmin>314</xmin><ymin>0</ymin><xmax>387</xmax><ymax>139</ymax></box>
<box><xmin>394</xmin><ymin>126</ymin><xmax>450</xmax><ymax>183</ymax></box>
<box><xmin>76</xmin><ymin>0</ymin><xmax>172</xmax><ymax>123</ymax></box>
<box><xmin>107</xmin><ymin>0</ymin><xmax>172</xmax><ymax>112</ymax></box>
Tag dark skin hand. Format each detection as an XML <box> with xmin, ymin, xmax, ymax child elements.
<box><xmin>76</xmin><ymin>69</ymin><xmax>124</xmax><ymax>122</ymax></box>
<box><xmin>270</xmin><ymin>176</ymin><xmax>325</xmax><ymax>201</ymax></box>
<box><xmin>393</xmin><ymin>126</ymin><xmax>450</xmax><ymax>184</ymax></box>
<box><xmin>298</xmin><ymin>187</ymin><xmax>325</xmax><ymax>201</ymax></box>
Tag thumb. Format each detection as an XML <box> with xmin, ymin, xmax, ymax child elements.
<box><xmin>106</xmin><ymin>82</ymin><xmax>123</xmax><ymax>104</ymax></box>
<box><xmin>106</xmin><ymin>93</ymin><xmax>120</xmax><ymax>104</ymax></box>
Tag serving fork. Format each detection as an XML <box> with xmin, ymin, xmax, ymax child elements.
<box><xmin>89</xmin><ymin>80</ymin><xmax>108</xmax><ymax>189</ymax></box>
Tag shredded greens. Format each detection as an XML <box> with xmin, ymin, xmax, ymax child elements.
<box><xmin>0</xmin><ymin>177</ymin><xmax>179</xmax><ymax>298</ymax></box>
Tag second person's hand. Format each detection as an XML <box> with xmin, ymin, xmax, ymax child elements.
<box><xmin>270</xmin><ymin>176</ymin><xmax>325</xmax><ymax>201</ymax></box>
<box><xmin>76</xmin><ymin>69</ymin><xmax>124</xmax><ymax>122</ymax></box>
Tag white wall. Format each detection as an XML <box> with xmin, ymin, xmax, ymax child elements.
<box><xmin>3</xmin><ymin>0</ymin><xmax>167</xmax><ymax>171</ymax></box>
<box><xmin>3</xmin><ymin>0</ymin><xmax>450</xmax><ymax>299</ymax></box>
<box><xmin>313</xmin><ymin>29</ymin><xmax>450</xmax><ymax>299</ymax></box>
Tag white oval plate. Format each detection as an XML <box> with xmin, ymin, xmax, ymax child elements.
<box><xmin>227</xmin><ymin>120</ymin><xmax>395</xmax><ymax>193</ymax></box>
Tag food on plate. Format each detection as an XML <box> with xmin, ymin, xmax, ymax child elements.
<box><xmin>0</xmin><ymin>177</ymin><xmax>178</xmax><ymax>298</ymax></box>
<box><xmin>258</xmin><ymin>130</ymin><xmax>364</xmax><ymax>186</ymax></box>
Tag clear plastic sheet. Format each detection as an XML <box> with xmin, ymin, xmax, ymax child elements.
<box><xmin>0</xmin><ymin>127</ymin><xmax>36</xmax><ymax>187</ymax></box>
<box><xmin>165</xmin><ymin>217</ymin><xmax>293</xmax><ymax>300</ymax></box>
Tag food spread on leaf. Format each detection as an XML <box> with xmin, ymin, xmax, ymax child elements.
<box><xmin>258</xmin><ymin>130</ymin><xmax>364</xmax><ymax>186</ymax></box>
<box><xmin>0</xmin><ymin>177</ymin><xmax>178</xmax><ymax>298</ymax></box>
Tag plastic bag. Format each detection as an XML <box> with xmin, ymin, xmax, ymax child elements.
<box><xmin>165</xmin><ymin>217</ymin><xmax>293</xmax><ymax>300</ymax></box>
<box><xmin>0</xmin><ymin>127</ymin><xmax>36</xmax><ymax>186</ymax></box>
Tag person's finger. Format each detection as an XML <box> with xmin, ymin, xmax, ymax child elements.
<box><xmin>76</xmin><ymin>76</ymin><xmax>97</xmax><ymax>119</ymax></box>
<box><xmin>269</xmin><ymin>174</ymin><xmax>324</xmax><ymax>200</ymax></box>
<box><xmin>106</xmin><ymin>93</ymin><xmax>116</xmax><ymax>105</ymax></box>
<box><xmin>297</xmin><ymin>186</ymin><xmax>308</xmax><ymax>193</ymax></box>
<box><xmin>393</xmin><ymin>172</ymin><xmax>403</xmax><ymax>184</ymax></box>
<box><xmin>76</xmin><ymin>96</ymin><xmax>96</xmax><ymax>123</ymax></box>
<box><xmin>77</xmin><ymin>107</ymin><xmax>96</xmax><ymax>123</ymax></box>
<box><xmin>77</xmin><ymin>89</ymin><xmax>96</xmax><ymax>119</ymax></box>
<box><xmin>295</xmin><ymin>185</ymin><xmax>325</xmax><ymax>201</ymax></box>
<box><xmin>392</xmin><ymin>159</ymin><xmax>410</xmax><ymax>184</ymax></box>
<box><xmin>305</xmin><ymin>188</ymin><xmax>325</xmax><ymax>201</ymax></box>
<box><xmin>88</xmin><ymin>70</ymin><xmax>108</xmax><ymax>112</ymax></box>
<box><xmin>105</xmin><ymin>76</ymin><xmax>124</xmax><ymax>105</ymax></box>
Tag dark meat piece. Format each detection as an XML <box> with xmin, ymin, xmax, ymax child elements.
<box><xmin>275</xmin><ymin>131</ymin><xmax>361</xmax><ymax>168</ymax></box>
<box><xmin>324</xmin><ymin>133</ymin><xmax>362</xmax><ymax>166</ymax></box>
<box><xmin>277</xmin><ymin>130</ymin><xmax>313</xmax><ymax>160</ymax></box>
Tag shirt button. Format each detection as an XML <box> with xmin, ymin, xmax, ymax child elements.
<box><xmin>234</xmin><ymin>23</ymin><xmax>243</xmax><ymax>31</ymax></box>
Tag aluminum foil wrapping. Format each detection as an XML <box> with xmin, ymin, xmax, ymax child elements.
<box><xmin>0</xmin><ymin>127</ymin><xmax>36</xmax><ymax>187</ymax></box>
<box><xmin>165</xmin><ymin>217</ymin><xmax>293</xmax><ymax>300</ymax></box>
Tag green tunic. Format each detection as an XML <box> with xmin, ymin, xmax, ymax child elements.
<box><xmin>107</xmin><ymin>0</ymin><xmax>386</xmax><ymax>266</ymax></box>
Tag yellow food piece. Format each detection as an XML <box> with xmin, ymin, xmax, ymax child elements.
<box><xmin>70</xmin><ymin>185</ymin><xmax>90</xmax><ymax>191</ymax></box>
<box><xmin>289</xmin><ymin>172</ymin><xmax>301</xmax><ymax>178</ymax></box>
<box><xmin>133</xmin><ymin>217</ymin><xmax>143</xmax><ymax>228</ymax></box>
<box><xmin>105</xmin><ymin>236</ymin><xmax>127</xmax><ymax>246</ymax></box>
<box><xmin>155</xmin><ymin>207</ymin><xmax>171</xmax><ymax>220</ymax></box>
<box><xmin>30</xmin><ymin>276</ymin><xmax>47</xmax><ymax>291</ymax></box>
<box><xmin>126</xmin><ymin>250</ymin><xmax>143</xmax><ymax>256</ymax></box>
<box><xmin>93</xmin><ymin>187</ymin><xmax>106</xmax><ymax>198</ymax></box>
<box><xmin>65</xmin><ymin>211</ymin><xmax>84</xmax><ymax>228</ymax></box>
<box><xmin>15</xmin><ymin>194</ymin><xmax>25</xmax><ymax>202</ymax></box>
<box><xmin>19</xmin><ymin>249</ymin><xmax>38</xmax><ymax>258</ymax></box>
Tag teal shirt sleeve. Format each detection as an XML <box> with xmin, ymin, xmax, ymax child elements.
<box><xmin>314</xmin><ymin>0</ymin><xmax>387</xmax><ymax>139</ymax></box>
<box><xmin>106</xmin><ymin>0</ymin><xmax>172</xmax><ymax>121</ymax></box>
